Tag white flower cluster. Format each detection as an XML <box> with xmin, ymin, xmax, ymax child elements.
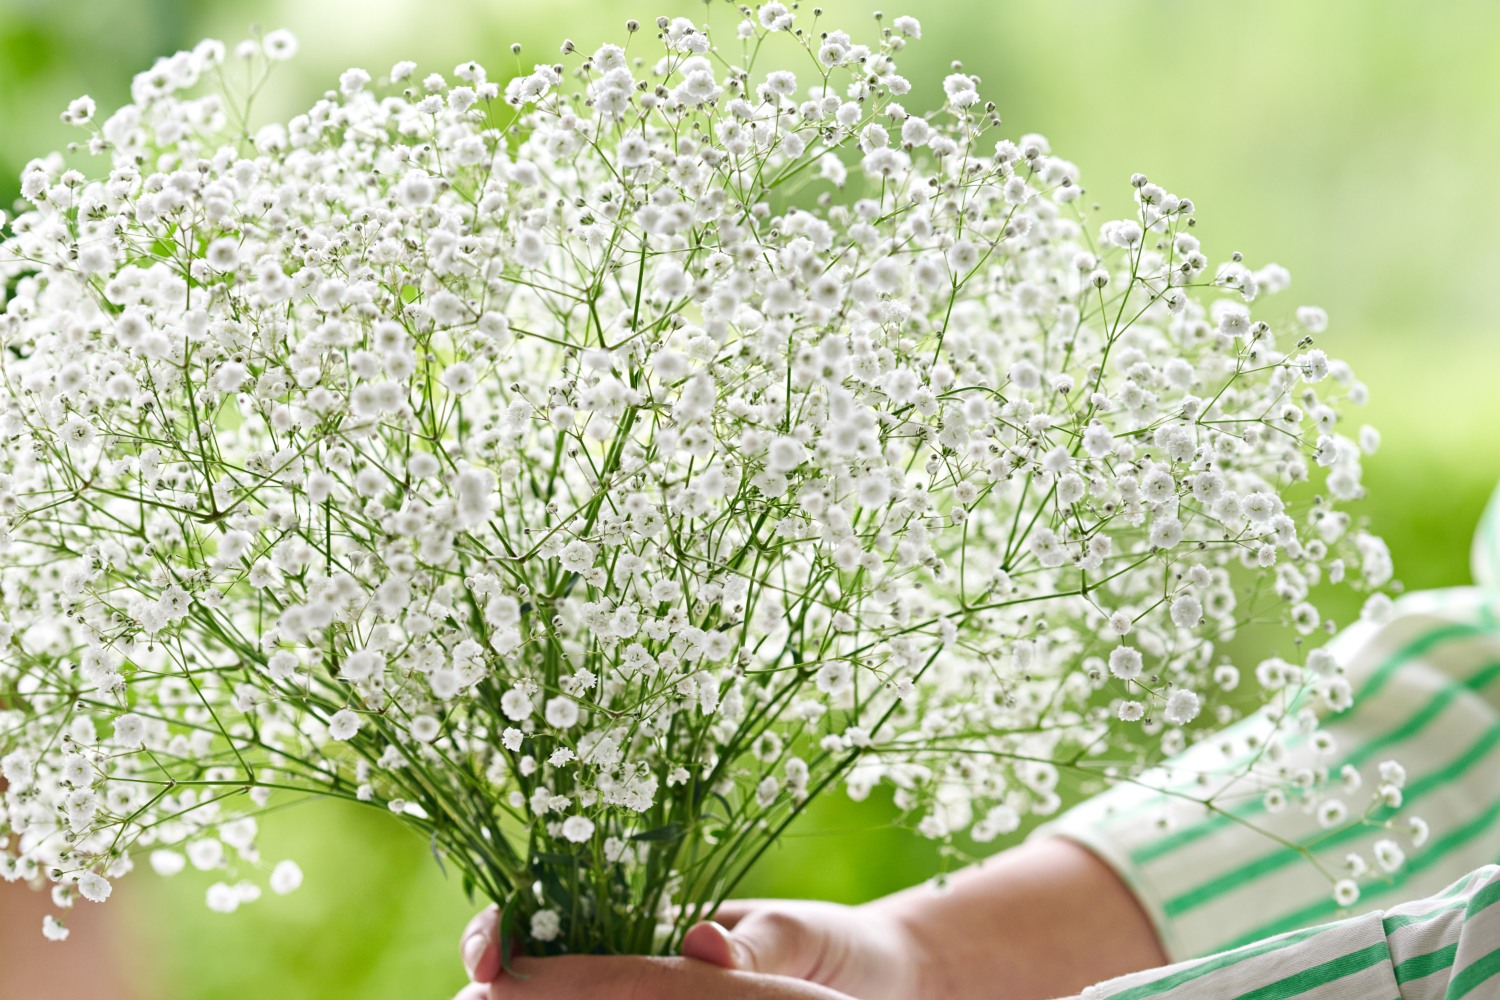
<box><xmin>0</xmin><ymin>9</ymin><xmax>1388</xmax><ymax>953</ymax></box>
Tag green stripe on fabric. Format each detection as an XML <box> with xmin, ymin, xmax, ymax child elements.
<box><xmin>1343</xmin><ymin>661</ymin><xmax>1500</xmax><ymax>771</ymax></box>
<box><xmin>1163</xmin><ymin>724</ymin><xmax>1500</xmax><ymax>918</ymax></box>
<box><xmin>1395</xmin><ymin>943</ymin><xmax>1458</xmax><ymax>984</ymax></box>
<box><xmin>1220</xmin><ymin>807</ymin><xmax>1500</xmax><ymax>952</ymax></box>
<box><xmin>1383</xmin><ymin>892</ymin><xmax>1478</xmax><ymax>936</ymax></box>
<box><xmin>1446</xmin><ymin>945</ymin><xmax>1500</xmax><ymax>999</ymax></box>
<box><xmin>1352</xmin><ymin>623</ymin><xmax>1496</xmax><ymax>706</ymax></box>
<box><xmin>1099</xmin><ymin>923</ymin><xmax>1334</xmax><ymax>1000</ymax></box>
<box><xmin>1131</xmin><ymin>623</ymin><xmax>1498</xmax><ymax>867</ymax></box>
<box><xmin>1460</xmin><ymin>874</ymin><xmax>1500</xmax><ymax>920</ymax></box>
<box><xmin>1232</xmin><ymin>941</ymin><xmax>1391</xmax><ymax>1000</ymax></box>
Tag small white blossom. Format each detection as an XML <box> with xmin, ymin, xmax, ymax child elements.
<box><xmin>112</xmin><ymin>713</ymin><xmax>145</xmax><ymax>747</ymax></box>
<box><xmin>1163</xmin><ymin>689</ymin><xmax>1201</xmax><ymax>725</ymax></box>
<box><xmin>545</xmin><ymin>696</ymin><xmax>580</xmax><ymax>729</ymax></box>
<box><xmin>942</xmin><ymin>73</ymin><xmax>979</xmax><ymax>107</ymax></box>
<box><xmin>1373</xmin><ymin>839</ymin><xmax>1405</xmax><ymax>873</ymax></box>
<box><xmin>561</xmin><ymin>815</ymin><xmax>595</xmax><ymax>843</ymax></box>
<box><xmin>1109</xmin><ymin>647</ymin><xmax>1144</xmax><ymax>681</ymax></box>
<box><xmin>63</xmin><ymin>95</ymin><xmax>96</xmax><ymax>124</ymax></box>
<box><xmin>77</xmin><ymin>873</ymin><xmax>111</xmax><ymax>903</ymax></box>
<box><xmin>270</xmin><ymin>861</ymin><xmax>303</xmax><ymax>895</ymax></box>
<box><xmin>530</xmin><ymin>909</ymin><xmax>562</xmax><ymax>942</ymax></box>
<box><xmin>261</xmin><ymin>29</ymin><xmax>298</xmax><ymax>61</ymax></box>
<box><xmin>502</xmin><ymin>689</ymin><xmax>534</xmax><ymax>722</ymax></box>
<box><xmin>328</xmin><ymin>710</ymin><xmax>361</xmax><ymax>741</ymax></box>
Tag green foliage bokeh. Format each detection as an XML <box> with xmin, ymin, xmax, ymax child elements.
<box><xmin>1</xmin><ymin>1</ymin><xmax>1495</xmax><ymax>996</ymax></box>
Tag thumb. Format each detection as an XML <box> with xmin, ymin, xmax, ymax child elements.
<box><xmin>681</xmin><ymin>921</ymin><xmax>737</xmax><ymax>968</ymax></box>
<box><xmin>682</xmin><ymin>911</ymin><xmax>813</xmax><ymax>978</ymax></box>
<box><xmin>459</xmin><ymin>904</ymin><xmax>501</xmax><ymax>983</ymax></box>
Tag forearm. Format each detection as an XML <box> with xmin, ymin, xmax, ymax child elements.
<box><xmin>867</xmin><ymin>837</ymin><xmax>1166</xmax><ymax>1000</ymax></box>
<box><xmin>0</xmin><ymin>882</ymin><xmax>150</xmax><ymax>1000</ymax></box>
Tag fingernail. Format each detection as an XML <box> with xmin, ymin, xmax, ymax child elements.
<box><xmin>462</xmin><ymin>931</ymin><xmax>489</xmax><ymax>981</ymax></box>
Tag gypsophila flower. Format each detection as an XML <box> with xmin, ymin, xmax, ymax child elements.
<box><xmin>1379</xmin><ymin>760</ymin><xmax>1407</xmax><ymax>787</ymax></box>
<box><xmin>339</xmin><ymin>68</ymin><xmax>371</xmax><ymax>96</ymax></box>
<box><xmin>261</xmin><ymin>29</ymin><xmax>298</xmax><ymax>61</ymax></box>
<box><xmin>1109</xmin><ymin>647</ymin><xmax>1145</xmax><ymax>681</ymax></box>
<box><xmin>1163</xmin><ymin>690</ymin><xmax>1202</xmax><ymax>726</ymax></box>
<box><xmin>340</xmin><ymin>648</ymin><xmax>383</xmax><ymax>681</ymax></box>
<box><xmin>187</xmin><ymin>839</ymin><xmax>224</xmax><ymax>871</ymax></box>
<box><xmin>269</xmin><ymin>861</ymin><xmax>303</xmax><ymax>895</ymax></box>
<box><xmin>112</xmin><ymin>713</ymin><xmax>145</xmax><ymax>747</ymax></box>
<box><xmin>545</xmin><ymin>697</ymin><xmax>580</xmax><ymax>730</ymax></box>
<box><xmin>1317</xmin><ymin>800</ymin><xmax>1347</xmax><ymax>828</ymax></box>
<box><xmin>0</xmin><ymin>10</ymin><xmax>1386</xmax><ymax>954</ymax></box>
<box><xmin>151</xmin><ymin>851</ymin><xmax>186</xmax><ymax>877</ymax></box>
<box><xmin>76</xmin><ymin>874</ymin><xmax>111</xmax><ymax>903</ymax></box>
<box><xmin>1408</xmin><ymin>817</ymin><xmax>1431</xmax><ymax>847</ymax></box>
<box><xmin>942</xmin><ymin>73</ymin><xmax>979</xmax><ymax>107</ymax></box>
<box><xmin>1297</xmin><ymin>306</ymin><xmax>1330</xmax><ymax>333</ymax></box>
<box><xmin>501</xmin><ymin>689</ymin><xmax>533</xmax><ymax>721</ymax></box>
<box><xmin>328</xmin><ymin>711</ymin><xmax>361</xmax><ymax>741</ymax></box>
<box><xmin>1170</xmin><ymin>595</ymin><xmax>1202</xmax><ymax>629</ymax></box>
<box><xmin>206</xmin><ymin>883</ymin><xmax>246</xmax><ymax>913</ymax></box>
<box><xmin>1373</xmin><ymin>839</ymin><xmax>1405</xmax><ymax>873</ymax></box>
<box><xmin>758</xmin><ymin>2</ymin><xmax>792</xmax><ymax>30</ymax></box>
<box><xmin>562</xmin><ymin>816</ymin><xmax>596</xmax><ymax>843</ymax></box>
<box><xmin>816</xmin><ymin>661</ymin><xmax>854</xmax><ymax>695</ymax></box>
<box><xmin>63</xmin><ymin>95</ymin><xmax>96</xmax><ymax>124</ymax></box>
<box><xmin>530</xmin><ymin>909</ymin><xmax>562</xmax><ymax>943</ymax></box>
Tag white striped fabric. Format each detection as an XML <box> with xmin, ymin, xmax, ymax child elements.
<box><xmin>1038</xmin><ymin>486</ymin><xmax>1500</xmax><ymax>987</ymax></box>
<box><xmin>1082</xmin><ymin>866</ymin><xmax>1500</xmax><ymax>999</ymax></box>
<box><xmin>1473</xmin><ymin>485</ymin><xmax>1500</xmax><ymax>591</ymax></box>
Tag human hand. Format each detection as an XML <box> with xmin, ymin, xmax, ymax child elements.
<box><xmin>677</xmin><ymin>899</ymin><xmax>927</xmax><ymax>1000</ymax></box>
<box><xmin>457</xmin><ymin>839</ymin><xmax>1163</xmax><ymax>1000</ymax></box>
<box><xmin>450</xmin><ymin>953</ymin><xmax>857</xmax><ymax>1000</ymax></box>
<box><xmin>457</xmin><ymin>898</ymin><xmax>926</xmax><ymax>1000</ymax></box>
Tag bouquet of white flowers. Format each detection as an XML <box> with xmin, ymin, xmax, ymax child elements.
<box><xmin>0</xmin><ymin>6</ymin><xmax>1391</xmax><ymax>957</ymax></box>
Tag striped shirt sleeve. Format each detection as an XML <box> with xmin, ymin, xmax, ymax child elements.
<box><xmin>1081</xmin><ymin>865</ymin><xmax>1500</xmax><ymax>999</ymax></box>
<box><xmin>1474</xmin><ymin>484</ymin><xmax>1500</xmax><ymax>591</ymax></box>
<box><xmin>1036</xmin><ymin>487</ymin><xmax>1500</xmax><ymax>962</ymax></box>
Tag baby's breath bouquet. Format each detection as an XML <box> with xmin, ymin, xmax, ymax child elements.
<box><xmin>0</xmin><ymin>6</ymin><xmax>1391</xmax><ymax>956</ymax></box>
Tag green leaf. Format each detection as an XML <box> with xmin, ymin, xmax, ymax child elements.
<box><xmin>498</xmin><ymin>891</ymin><xmax>529</xmax><ymax>978</ymax></box>
<box><xmin>631</xmin><ymin>821</ymin><xmax>684</xmax><ymax>843</ymax></box>
<box><xmin>531</xmin><ymin>850</ymin><xmax>582</xmax><ymax>866</ymax></box>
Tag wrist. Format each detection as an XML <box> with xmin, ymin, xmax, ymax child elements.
<box><xmin>862</xmin><ymin>839</ymin><xmax>1167</xmax><ymax>1000</ymax></box>
<box><xmin>860</xmin><ymin>892</ymin><xmax>956</xmax><ymax>1000</ymax></box>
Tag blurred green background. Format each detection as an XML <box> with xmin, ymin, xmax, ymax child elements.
<box><xmin>2</xmin><ymin>1</ymin><xmax>1497</xmax><ymax>997</ymax></box>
